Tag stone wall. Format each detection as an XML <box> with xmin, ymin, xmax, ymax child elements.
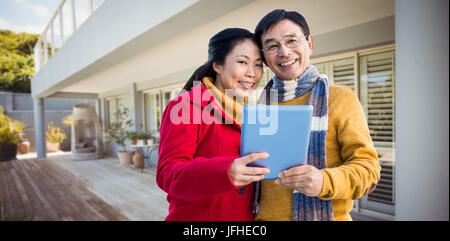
<box><xmin>0</xmin><ymin>91</ymin><xmax>95</xmax><ymax>152</ymax></box>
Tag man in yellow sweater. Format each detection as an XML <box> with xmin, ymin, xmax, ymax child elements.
<box><xmin>253</xmin><ymin>9</ymin><xmax>381</xmax><ymax>221</ymax></box>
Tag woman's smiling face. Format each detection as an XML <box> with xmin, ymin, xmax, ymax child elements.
<box><xmin>213</xmin><ymin>39</ymin><xmax>264</xmax><ymax>98</ymax></box>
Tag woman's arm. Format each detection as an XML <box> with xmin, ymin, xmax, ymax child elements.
<box><xmin>156</xmin><ymin>99</ymin><xmax>238</xmax><ymax>202</ymax></box>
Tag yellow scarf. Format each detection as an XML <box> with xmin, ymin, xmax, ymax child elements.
<box><xmin>201</xmin><ymin>77</ymin><xmax>247</xmax><ymax>125</ymax></box>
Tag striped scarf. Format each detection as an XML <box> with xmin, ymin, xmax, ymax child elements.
<box><xmin>256</xmin><ymin>65</ymin><xmax>334</xmax><ymax>221</ymax></box>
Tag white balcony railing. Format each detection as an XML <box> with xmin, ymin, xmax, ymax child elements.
<box><xmin>33</xmin><ymin>0</ymin><xmax>106</xmax><ymax>73</ymax></box>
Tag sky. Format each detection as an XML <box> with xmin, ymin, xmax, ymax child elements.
<box><xmin>0</xmin><ymin>0</ymin><xmax>62</xmax><ymax>34</ymax></box>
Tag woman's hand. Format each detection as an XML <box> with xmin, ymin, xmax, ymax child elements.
<box><xmin>228</xmin><ymin>152</ymin><xmax>270</xmax><ymax>187</ymax></box>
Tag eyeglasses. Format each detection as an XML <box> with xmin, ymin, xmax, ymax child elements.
<box><xmin>261</xmin><ymin>35</ymin><xmax>308</xmax><ymax>55</ymax></box>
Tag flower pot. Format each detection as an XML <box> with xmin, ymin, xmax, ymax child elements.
<box><xmin>0</xmin><ymin>143</ymin><xmax>17</xmax><ymax>162</ymax></box>
<box><xmin>147</xmin><ymin>139</ymin><xmax>154</xmax><ymax>145</ymax></box>
<box><xmin>131</xmin><ymin>139</ymin><xmax>137</xmax><ymax>145</ymax></box>
<box><xmin>137</xmin><ymin>140</ymin><xmax>144</xmax><ymax>146</ymax></box>
<box><xmin>18</xmin><ymin>140</ymin><xmax>31</xmax><ymax>154</ymax></box>
<box><xmin>132</xmin><ymin>151</ymin><xmax>145</xmax><ymax>170</ymax></box>
<box><xmin>46</xmin><ymin>142</ymin><xmax>60</xmax><ymax>153</ymax></box>
<box><xmin>118</xmin><ymin>151</ymin><xmax>133</xmax><ymax>166</ymax></box>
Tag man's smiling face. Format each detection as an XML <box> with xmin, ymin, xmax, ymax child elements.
<box><xmin>261</xmin><ymin>19</ymin><xmax>314</xmax><ymax>80</ymax></box>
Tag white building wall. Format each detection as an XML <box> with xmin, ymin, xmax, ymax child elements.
<box><xmin>395</xmin><ymin>0</ymin><xmax>449</xmax><ymax>221</ymax></box>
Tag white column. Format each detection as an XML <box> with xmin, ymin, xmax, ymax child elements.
<box><xmin>395</xmin><ymin>0</ymin><xmax>449</xmax><ymax>220</ymax></box>
<box><xmin>33</xmin><ymin>98</ymin><xmax>47</xmax><ymax>159</ymax></box>
<box><xmin>130</xmin><ymin>83</ymin><xmax>143</xmax><ymax>132</ymax></box>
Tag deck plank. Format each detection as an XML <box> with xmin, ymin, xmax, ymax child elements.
<box><xmin>3</xmin><ymin>162</ymin><xmax>27</xmax><ymax>219</ymax></box>
<box><xmin>9</xmin><ymin>160</ymin><xmax>49</xmax><ymax>221</ymax></box>
<box><xmin>1</xmin><ymin>157</ymin><xmax>130</xmax><ymax>220</ymax></box>
<box><xmin>1</xmin><ymin>153</ymin><xmax>167</xmax><ymax>221</ymax></box>
<box><xmin>0</xmin><ymin>162</ymin><xmax>15</xmax><ymax>218</ymax></box>
<box><xmin>11</xmin><ymin>159</ymin><xmax>61</xmax><ymax>220</ymax></box>
<box><xmin>10</xmin><ymin>168</ymin><xmax>34</xmax><ymax>217</ymax></box>
<box><xmin>50</xmin><ymin>156</ymin><xmax>169</xmax><ymax>220</ymax></box>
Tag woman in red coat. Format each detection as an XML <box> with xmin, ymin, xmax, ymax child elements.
<box><xmin>156</xmin><ymin>28</ymin><xmax>270</xmax><ymax>221</ymax></box>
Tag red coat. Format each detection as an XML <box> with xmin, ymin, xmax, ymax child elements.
<box><xmin>156</xmin><ymin>83</ymin><xmax>254</xmax><ymax>221</ymax></box>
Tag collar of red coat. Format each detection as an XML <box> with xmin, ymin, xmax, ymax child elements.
<box><xmin>178</xmin><ymin>83</ymin><xmax>241</xmax><ymax>130</ymax></box>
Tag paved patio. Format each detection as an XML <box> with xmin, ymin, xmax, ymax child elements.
<box><xmin>0</xmin><ymin>153</ymin><xmax>169</xmax><ymax>221</ymax></box>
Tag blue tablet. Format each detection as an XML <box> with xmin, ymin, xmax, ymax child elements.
<box><xmin>240</xmin><ymin>105</ymin><xmax>313</xmax><ymax>179</ymax></box>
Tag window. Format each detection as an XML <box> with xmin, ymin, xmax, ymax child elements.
<box><xmin>143</xmin><ymin>91</ymin><xmax>161</xmax><ymax>135</ymax></box>
<box><xmin>359</xmin><ymin>51</ymin><xmax>395</xmax><ymax>215</ymax></box>
<box><xmin>312</xmin><ymin>45</ymin><xmax>396</xmax><ymax>216</ymax></box>
<box><xmin>106</xmin><ymin>96</ymin><xmax>124</xmax><ymax>126</ymax></box>
<box><xmin>161</xmin><ymin>87</ymin><xmax>183</xmax><ymax>112</ymax></box>
<box><xmin>143</xmin><ymin>84</ymin><xmax>184</xmax><ymax>135</ymax></box>
<box><xmin>316</xmin><ymin>57</ymin><xmax>356</xmax><ymax>91</ymax></box>
<box><xmin>360</xmin><ymin>52</ymin><xmax>395</xmax><ymax>146</ymax></box>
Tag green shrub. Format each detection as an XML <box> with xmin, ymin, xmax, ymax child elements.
<box><xmin>62</xmin><ymin>114</ymin><xmax>73</xmax><ymax>127</ymax></box>
<box><xmin>46</xmin><ymin>122</ymin><xmax>67</xmax><ymax>144</ymax></box>
<box><xmin>0</xmin><ymin>106</ymin><xmax>24</xmax><ymax>144</ymax></box>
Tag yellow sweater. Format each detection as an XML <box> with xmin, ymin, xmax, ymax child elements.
<box><xmin>255</xmin><ymin>85</ymin><xmax>381</xmax><ymax>221</ymax></box>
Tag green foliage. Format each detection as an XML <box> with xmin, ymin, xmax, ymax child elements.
<box><xmin>62</xmin><ymin>114</ymin><xmax>73</xmax><ymax>127</ymax></box>
<box><xmin>0</xmin><ymin>30</ymin><xmax>39</xmax><ymax>56</ymax></box>
<box><xmin>105</xmin><ymin>107</ymin><xmax>133</xmax><ymax>152</ymax></box>
<box><xmin>46</xmin><ymin>121</ymin><xmax>67</xmax><ymax>144</ymax></box>
<box><xmin>141</xmin><ymin>132</ymin><xmax>153</xmax><ymax>140</ymax></box>
<box><xmin>0</xmin><ymin>30</ymin><xmax>41</xmax><ymax>93</ymax></box>
<box><xmin>0</xmin><ymin>105</ymin><xmax>24</xmax><ymax>144</ymax></box>
<box><xmin>127</xmin><ymin>131</ymin><xmax>138</xmax><ymax>141</ymax></box>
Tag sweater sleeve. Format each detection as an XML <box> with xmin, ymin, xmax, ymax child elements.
<box><xmin>156</xmin><ymin>98</ymin><xmax>239</xmax><ymax>202</ymax></box>
<box><xmin>319</xmin><ymin>89</ymin><xmax>381</xmax><ymax>200</ymax></box>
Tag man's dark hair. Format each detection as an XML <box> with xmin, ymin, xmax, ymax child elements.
<box><xmin>254</xmin><ymin>9</ymin><xmax>310</xmax><ymax>50</ymax></box>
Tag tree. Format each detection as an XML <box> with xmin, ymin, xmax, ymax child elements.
<box><xmin>0</xmin><ymin>30</ymin><xmax>40</xmax><ymax>93</ymax></box>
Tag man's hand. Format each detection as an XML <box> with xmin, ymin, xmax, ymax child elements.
<box><xmin>228</xmin><ymin>152</ymin><xmax>270</xmax><ymax>187</ymax></box>
<box><xmin>275</xmin><ymin>165</ymin><xmax>324</xmax><ymax>197</ymax></box>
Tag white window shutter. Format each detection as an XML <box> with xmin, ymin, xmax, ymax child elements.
<box><xmin>330</xmin><ymin>58</ymin><xmax>355</xmax><ymax>91</ymax></box>
<box><xmin>359</xmin><ymin>51</ymin><xmax>395</xmax><ymax>214</ymax></box>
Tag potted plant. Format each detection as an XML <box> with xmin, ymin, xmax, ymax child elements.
<box><xmin>62</xmin><ymin>114</ymin><xmax>73</xmax><ymax>128</ymax></box>
<box><xmin>136</xmin><ymin>133</ymin><xmax>145</xmax><ymax>145</ymax></box>
<box><xmin>0</xmin><ymin>106</ymin><xmax>23</xmax><ymax>162</ymax></box>
<box><xmin>127</xmin><ymin>131</ymin><xmax>138</xmax><ymax>145</ymax></box>
<box><xmin>17</xmin><ymin>122</ymin><xmax>30</xmax><ymax>154</ymax></box>
<box><xmin>17</xmin><ymin>138</ymin><xmax>31</xmax><ymax>154</ymax></box>
<box><xmin>46</xmin><ymin>122</ymin><xmax>67</xmax><ymax>152</ymax></box>
<box><xmin>132</xmin><ymin>150</ymin><xmax>145</xmax><ymax>172</ymax></box>
<box><xmin>142</xmin><ymin>132</ymin><xmax>153</xmax><ymax>145</ymax></box>
<box><xmin>105</xmin><ymin>107</ymin><xmax>134</xmax><ymax>165</ymax></box>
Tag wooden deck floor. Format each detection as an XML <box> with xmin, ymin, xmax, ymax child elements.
<box><xmin>0</xmin><ymin>154</ymin><xmax>169</xmax><ymax>221</ymax></box>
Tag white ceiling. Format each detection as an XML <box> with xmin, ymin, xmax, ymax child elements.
<box><xmin>60</xmin><ymin>0</ymin><xmax>395</xmax><ymax>94</ymax></box>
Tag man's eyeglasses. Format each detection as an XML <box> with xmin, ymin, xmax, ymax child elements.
<box><xmin>262</xmin><ymin>35</ymin><xmax>308</xmax><ymax>55</ymax></box>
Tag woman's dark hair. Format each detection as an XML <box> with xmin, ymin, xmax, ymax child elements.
<box><xmin>183</xmin><ymin>28</ymin><xmax>256</xmax><ymax>91</ymax></box>
<box><xmin>254</xmin><ymin>9</ymin><xmax>310</xmax><ymax>51</ymax></box>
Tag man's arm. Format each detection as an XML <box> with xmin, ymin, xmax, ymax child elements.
<box><xmin>318</xmin><ymin>90</ymin><xmax>381</xmax><ymax>200</ymax></box>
